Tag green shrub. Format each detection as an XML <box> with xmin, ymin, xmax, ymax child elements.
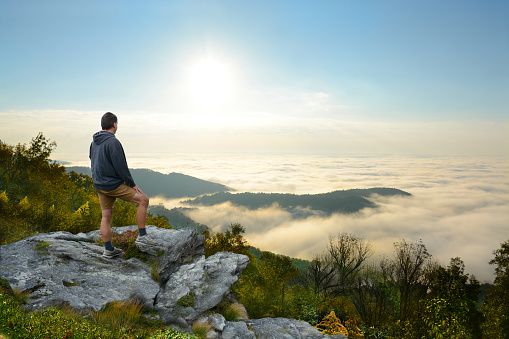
<box><xmin>192</xmin><ymin>320</ymin><xmax>212</xmax><ymax>338</ymax></box>
<box><xmin>177</xmin><ymin>293</ymin><xmax>195</xmax><ymax>308</ymax></box>
<box><xmin>221</xmin><ymin>303</ymin><xmax>247</xmax><ymax>321</ymax></box>
<box><xmin>148</xmin><ymin>328</ymin><xmax>198</xmax><ymax>339</ymax></box>
<box><xmin>91</xmin><ymin>300</ymin><xmax>143</xmax><ymax>330</ymax></box>
<box><xmin>0</xmin><ymin>291</ymin><xmax>197</xmax><ymax>339</ymax></box>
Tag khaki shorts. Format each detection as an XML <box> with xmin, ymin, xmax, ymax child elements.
<box><xmin>95</xmin><ymin>184</ymin><xmax>137</xmax><ymax>210</ymax></box>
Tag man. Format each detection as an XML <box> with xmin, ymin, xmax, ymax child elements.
<box><xmin>90</xmin><ymin>112</ymin><xmax>158</xmax><ymax>258</ymax></box>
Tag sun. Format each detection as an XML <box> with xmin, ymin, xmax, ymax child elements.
<box><xmin>187</xmin><ymin>58</ymin><xmax>231</xmax><ymax>104</ymax></box>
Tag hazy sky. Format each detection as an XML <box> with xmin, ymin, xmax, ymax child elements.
<box><xmin>1</xmin><ymin>0</ymin><xmax>508</xmax><ymax>156</ymax></box>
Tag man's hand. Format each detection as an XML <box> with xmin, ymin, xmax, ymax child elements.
<box><xmin>133</xmin><ymin>185</ymin><xmax>144</xmax><ymax>194</ymax></box>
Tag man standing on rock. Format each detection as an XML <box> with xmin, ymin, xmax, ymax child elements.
<box><xmin>90</xmin><ymin>112</ymin><xmax>158</xmax><ymax>258</ymax></box>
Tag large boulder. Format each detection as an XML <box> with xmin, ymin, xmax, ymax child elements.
<box><xmin>223</xmin><ymin>318</ymin><xmax>348</xmax><ymax>339</ymax></box>
<box><xmin>156</xmin><ymin>251</ymin><xmax>249</xmax><ymax>322</ymax></box>
<box><xmin>0</xmin><ymin>230</ymin><xmax>159</xmax><ymax>311</ymax></box>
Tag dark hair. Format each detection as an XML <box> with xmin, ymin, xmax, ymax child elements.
<box><xmin>101</xmin><ymin>112</ymin><xmax>117</xmax><ymax>130</ymax></box>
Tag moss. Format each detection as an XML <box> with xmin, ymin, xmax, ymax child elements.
<box><xmin>177</xmin><ymin>292</ymin><xmax>195</xmax><ymax>308</ymax></box>
<box><xmin>149</xmin><ymin>260</ymin><xmax>161</xmax><ymax>284</ymax></box>
<box><xmin>0</xmin><ymin>276</ymin><xmax>12</xmax><ymax>293</ymax></box>
<box><xmin>62</xmin><ymin>279</ymin><xmax>80</xmax><ymax>287</ymax></box>
<box><xmin>35</xmin><ymin>240</ymin><xmax>51</xmax><ymax>256</ymax></box>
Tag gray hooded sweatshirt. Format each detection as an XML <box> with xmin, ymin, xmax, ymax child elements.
<box><xmin>89</xmin><ymin>131</ymin><xmax>136</xmax><ymax>190</ymax></box>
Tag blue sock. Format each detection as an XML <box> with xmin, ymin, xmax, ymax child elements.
<box><xmin>139</xmin><ymin>228</ymin><xmax>147</xmax><ymax>237</ymax></box>
<box><xmin>104</xmin><ymin>241</ymin><xmax>114</xmax><ymax>251</ymax></box>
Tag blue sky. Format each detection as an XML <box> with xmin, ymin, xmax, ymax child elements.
<box><xmin>0</xmin><ymin>0</ymin><xmax>508</xmax><ymax>156</ymax></box>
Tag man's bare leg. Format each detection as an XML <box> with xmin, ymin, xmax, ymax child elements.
<box><xmin>100</xmin><ymin>208</ymin><xmax>113</xmax><ymax>243</ymax></box>
<box><xmin>130</xmin><ymin>192</ymin><xmax>149</xmax><ymax>230</ymax></box>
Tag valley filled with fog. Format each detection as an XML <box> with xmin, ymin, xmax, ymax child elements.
<box><xmin>64</xmin><ymin>153</ymin><xmax>509</xmax><ymax>282</ymax></box>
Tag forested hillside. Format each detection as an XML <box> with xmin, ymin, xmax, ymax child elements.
<box><xmin>185</xmin><ymin>188</ymin><xmax>411</xmax><ymax>216</ymax></box>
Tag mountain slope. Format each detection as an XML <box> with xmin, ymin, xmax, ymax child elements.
<box><xmin>66</xmin><ymin>167</ymin><xmax>230</xmax><ymax>198</ymax></box>
<box><xmin>185</xmin><ymin>188</ymin><xmax>411</xmax><ymax>216</ymax></box>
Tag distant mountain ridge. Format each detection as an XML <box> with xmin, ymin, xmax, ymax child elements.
<box><xmin>185</xmin><ymin>188</ymin><xmax>411</xmax><ymax>216</ymax></box>
<box><xmin>66</xmin><ymin>167</ymin><xmax>230</xmax><ymax>198</ymax></box>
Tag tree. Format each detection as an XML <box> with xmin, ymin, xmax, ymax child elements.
<box><xmin>390</xmin><ymin>239</ymin><xmax>431</xmax><ymax>322</ymax></box>
<box><xmin>351</xmin><ymin>262</ymin><xmax>396</xmax><ymax>329</ymax></box>
<box><xmin>257</xmin><ymin>251</ymin><xmax>300</xmax><ymax>316</ymax></box>
<box><xmin>324</xmin><ymin>233</ymin><xmax>374</xmax><ymax>297</ymax></box>
<box><xmin>301</xmin><ymin>255</ymin><xmax>336</xmax><ymax>298</ymax></box>
<box><xmin>204</xmin><ymin>223</ymin><xmax>250</xmax><ymax>257</ymax></box>
<box><xmin>482</xmin><ymin>239</ymin><xmax>509</xmax><ymax>338</ymax></box>
<box><xmin>423</xmin><ymin>257</ymin><xmax>482</xmax><ymax>338</ymax></box>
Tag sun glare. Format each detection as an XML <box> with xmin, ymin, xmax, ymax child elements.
<box><xmin>187</xmin><ymin>58</ymin><xmax>231</xmax><ymax>104</ymax></box>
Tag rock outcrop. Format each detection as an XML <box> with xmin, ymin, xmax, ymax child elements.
<box><xmin>0</xmin><ymin>225</ymin><xmax>346</xmax><ymax>338</ymax></box>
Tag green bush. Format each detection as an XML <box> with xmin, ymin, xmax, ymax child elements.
<box><xmin>0</xmin><ymin>291</ymin><xmax>198</xmax><ymax>339</ymax></box>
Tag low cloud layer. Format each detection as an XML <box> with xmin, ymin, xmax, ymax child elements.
<box><xmin>176</xmin><ymin>156</ymin><xmax>509</xmax><ymax>283</ymax></box>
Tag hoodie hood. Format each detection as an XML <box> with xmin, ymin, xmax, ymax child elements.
<box><xmin>93</xmin><ymin>131</ymin><xmax>115</xmax><ymax>145</ymax></box>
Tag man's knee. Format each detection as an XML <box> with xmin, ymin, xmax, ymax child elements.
<box><xmin>141</xmin><ymin>194</ymin><xmax>149</xmax><ymax>206</ymax></box>
<box><xmin>132</xmin><ymin>193</ymin><xmax>149</xmax><ymax>207</ymax></box>
<box><xmin>101</xmin><ymin>209</ymin><xmax>113</xmax><ymax>221</ymax></box>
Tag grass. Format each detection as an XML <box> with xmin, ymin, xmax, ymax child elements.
<box><xmin>192</xmin><ymin>320</ymin><xmax>213</xmax><ymax>338</ymax></box>
<box><xmin>213</xmin><ymin>297</ymin><xmax>248</xmax><ymax>321</ymax></box>
<box><xmin>35</xmin><ymin>240</ymin><xmax>51</xmax><ymax>256</ymax></box>
<box><xmin>90</xmin><ymin>300</ymin><xmax>143</xmax><ymax>329</ymax></box>
<box><xmin>221</xmin><ymin>303</ymin><xmax>248</xmax><ymax>321</ymax></box>
<box><xmin>0</xmin><ymin>289</ymin><xmax>199</xmax><ymax>339</ymax></box>
<box><xmin>177</xmin><ymin>292</ymin><xmax>195</xmax><ymax>308</ymax></box>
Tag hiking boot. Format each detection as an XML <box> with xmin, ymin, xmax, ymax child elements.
<box><xmin>135</xmin><ymin>234</ymin><xmax>158</xmax><ymax>247</ymax></box>
<box><xmin>102</xmin><ymin>247</ymin><xmax>123</xmax><ymax>259</ymax></box>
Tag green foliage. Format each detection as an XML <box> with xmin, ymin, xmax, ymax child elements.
<box><xmin>351</xmin><ymin>263</ymin><xmax>396</xmax><ymax>330</ymax></box>
<box><xmin>426</xmin><ymin>257</ymin><xmax>482</xmax><ymax>337</ymax></box>
<box><xmin>0</xmin><ymin>134</ymin><xmax>171</xmax><ymax>245</ymax></box>
<box><xmin>222</xmin><ymin>303</ymin><xmax>247</xmax><ymax>321</ymax></box>
<box><xmin>192</xmin><ymin>320</ymin><xmax>212</xmax><ymax>338</ymax></box>
<box><xmin>177</xmin><ymin>292</ymin><xmax>195</xmax><ymax>308</ymax></box>
<box><xmin>149</xmin><ymin>328</ymin><xmax>198</xmax><ymax>339</ymax></box>
<box><xmin>91</xmin><ymin>300</ymin><xmax>143</xmax><ymax>330</ymax></box>
<box><xmin>482</xmin><ymin>239</ymin><xmax>509</xmax><ymax>338</ymax></box>
<box><xmin>421</xmin><ymin>298</ymin><xmax>471</xmax><ymax>338</ymax></box>
<box><xmin>0</xmin><ymin>291</ymin><xmax>197</xmax><ymax>338</ymax></box>
<box><xmin>0</xmin><ymin>291</ymin><xmax>121</xmax><ymax>338</ymax></box>
<box><xmin>314</xmin><ymin>310</ymin><xmax>349</xmax><ymax>336</ymax></box>
<box><xmin>234</xmin><ymin>250</ymin><xmax>300</xmax><ymax>318</ymax></box>
<box><xmin>35</xmin><ymin>240</ymin><xmax>51</xmax><ymax>256</ymax></box>
<box><xmin>249</xmin><ymin>246</ymin><xmax>310</xmax><ymax>272</ymax></box>
<box><xmin>204</xmin><ymin>223</ymin><xmax>250</xmax><ymax>257</ymax></box>
<box><xmin>0</xmin><ymin>134</ymin><xmax>101</xmax><ymax>243</ymax></box>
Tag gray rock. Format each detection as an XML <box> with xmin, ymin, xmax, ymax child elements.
<box><xmin>249</xmin><ymin>318</ymin><xmax>346</xmax><ymax>339</ymax></box>
<box><xmin>206</xmin><ymin>330</ymin><xmax>220</xmax><ymax>339</ymax></box>
<box><xmin>156</xmin><ymin>251</ymin><xmax>249</xmax><ymax>320</ymax></box>
<box><xmin>222</xmin><ymin>321</ymin><xmax>257</xmax><ymax>339</ymax></box>
<box><xmin>86</xmin><ymin>225</ymin><xmax>206</xmax><ymax>284</ymax></box>
<box><xmin>0</xmin><ymin>231</ymin><xmax>159</xmax><ymax>311</ymax></box>
<box><xmin>208</xmin><ymin>313</ymin><xmax>226</xmax><ymax>331</ymax></box>
<box><xmin>0</xmin><ymin>226</ymin><xmax>244</xmax><ymax>321</ymax></box>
